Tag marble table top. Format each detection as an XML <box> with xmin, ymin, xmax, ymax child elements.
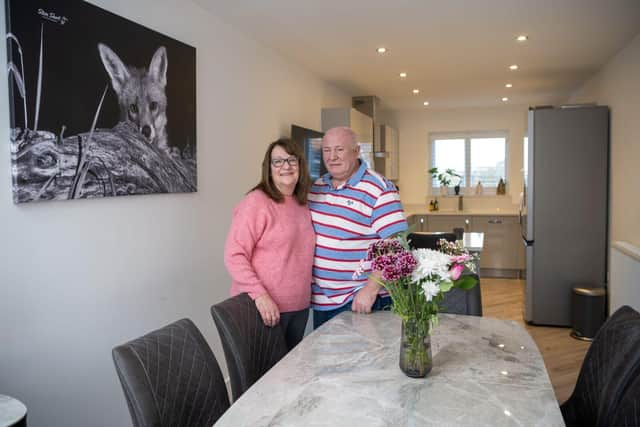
<box><xmin>215</xmin><ymin>312</ymin><xmax>563</xmax><ymax>426</ymax></box>
<box><xmin>0</xmin><ymin>395</ymin><xmax>27</xmax><ymax>426</ymax></box>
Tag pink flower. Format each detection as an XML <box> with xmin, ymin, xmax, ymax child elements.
<box><xmin>451</xmin><ymin>254</ymin><xmax>472</xmax><ymax>263</ymax></box>
<box><xmin>449</xmin><ymin>263</ymin><xmax>465</xmax><ymax>281</ymax></box>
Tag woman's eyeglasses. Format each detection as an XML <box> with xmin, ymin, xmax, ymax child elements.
<box><xmin>271</xmin><ymin>157</ymin><xmax>299</xmax><ymax>168</ymax></box>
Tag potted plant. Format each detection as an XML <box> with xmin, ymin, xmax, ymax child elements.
<box><xmin>428</xmin><ymin>167</ymin><xmax>461</xmax><ymax>196</ymax></box>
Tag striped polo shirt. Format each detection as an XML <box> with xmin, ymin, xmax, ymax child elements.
<box><xmin>308</xmin><ymin>161</ymin><xmax>408</xmax><ymax>310</ymax></box>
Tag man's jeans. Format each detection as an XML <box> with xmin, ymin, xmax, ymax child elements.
<box><xmin>312</xmin><ymin>296</ymin><xmax>392</xmax><ymax>329</ymax></box>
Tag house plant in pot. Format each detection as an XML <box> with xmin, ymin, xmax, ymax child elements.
<box><xmin>429</xmin><ymin>167</ymin><xmax>461</xmax><ymax>196</ymax></box>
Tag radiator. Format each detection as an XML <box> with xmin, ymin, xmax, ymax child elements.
<box><xmin>610</xmin><ymin>241</ymin><xmax>640</xmax><ymax>313</ymax></box>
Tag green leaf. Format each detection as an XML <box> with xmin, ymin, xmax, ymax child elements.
<box><xmin>439</xmin><ymin>280</ymin><xmax>454</xmax><ymax>293</ymax></box>
<box><xmin>454</xmin><ymin>275</ymin><xmax>478</xmax><ymax>290</ymax></box>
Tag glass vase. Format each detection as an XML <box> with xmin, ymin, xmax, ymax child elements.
<box><xmin>399</xmin><ymin>318</ymin><xmax>432</xmax><ymax>378</ymax></box>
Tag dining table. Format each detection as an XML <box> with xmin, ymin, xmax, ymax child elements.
<box><xmin>214</xmin><ymin>311</ymin><xmax>564</xmax><ymax>426</ymax></box>
<box><xmin>0</xmin><ymin>394</ymin><xmax>27</xmax><ymax>427</ymax></box>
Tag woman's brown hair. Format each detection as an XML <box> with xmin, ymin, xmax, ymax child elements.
<box><xmin>252</xmin><ymin>138</ymin><xmax>310</xmax><ymax>205</ymax></box>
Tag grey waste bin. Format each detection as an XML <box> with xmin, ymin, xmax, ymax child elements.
<box><xmin>571</xmin><ymin>287</ymin><xmax>606</xmax><ymax>341</ymax></box>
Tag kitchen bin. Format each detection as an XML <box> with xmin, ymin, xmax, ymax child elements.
<box><xmin>570</xmin><ymin>287</ymin><xmax>606</xmax><ymax>341</ymax></box>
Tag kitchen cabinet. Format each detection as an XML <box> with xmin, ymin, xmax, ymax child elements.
<box><xmin>376</xmin><ymin>125</ymin><xmax>399</xmax><ymax>181</ymax></box>
<box><xmin>406</xmin><ymin>213</ymin><xmax>525</xmax><ymax>276</ymax></box>
<box><xmin>427</xmin><ymin>215</ymin><xmax>473</xmax><ymax>233</ymax></box>
<box><xmin>322</xmin><ymin>108</ymin><xmax>374</xmax><ymax>169</ymax></box>
<box><xmin>407</xmin><ymin>215</ymin><xmax>428</xmax><ymax>232</ymax></box>
<box><xmin>472</xmin><ymin>216</ymin><xmax>523</xmax><ymax>270</ymax></box>
<box><xmin>321</xmin><ymin>108</ymin><xmax>373</xmax><ymax>143</ymax></box>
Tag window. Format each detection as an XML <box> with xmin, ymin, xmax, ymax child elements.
<box><xmin>430</xmin><ymin>131</ymin><xmax>507</xmax><ymax>193</ymax></box>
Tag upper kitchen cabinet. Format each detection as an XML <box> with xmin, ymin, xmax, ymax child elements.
<box><xmin>321</xmin><ymin>108</ymin><xmax>373</xmax><ymax>142</ymax></box>
<box><xmin>322</xmin><ymin>108</ymin><xmax>374</xmax><ymax>169</ymax></box>
<box><xmin>377</xmin><ymin>124</ymin><xmax>399</xmax><ymax>181</ymax></box>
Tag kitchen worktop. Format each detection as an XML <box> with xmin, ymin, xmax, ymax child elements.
<box><xmin>404</xmin><ymin>205</ymin><xmax>519</xmax><ymax>216</ymax></box>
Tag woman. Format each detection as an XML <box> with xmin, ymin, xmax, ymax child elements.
<box><xmin>224</xmin><ymin>138</ymin><xmax>315</xmax><ymax>350</ymax></box>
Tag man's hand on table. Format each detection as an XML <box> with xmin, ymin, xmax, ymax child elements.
<box><xmin>352</xmin><ymin>273</ymin><xmax>382</xmax><ymax>314</ymax></box>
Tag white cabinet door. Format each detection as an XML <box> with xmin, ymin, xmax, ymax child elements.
<box><xmin>350</xmin><ymin>109</ymin><xmax>373</xmax><ymax>143</ymax></box>
<box><xmin>321</xmin><ymin>108</ymin><xmax>373</xmax><ymax>143</ymax></box>
<box><xmin>385</xmin><ymin>126</ymin><xmax>399</xmax><ymax>180</ymax></box>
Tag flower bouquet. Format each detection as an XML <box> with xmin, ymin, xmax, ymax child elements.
<box><xmin>354</xmin><ymin>232</ymin><xmax>478</xmax><ymax>377</ymax></box>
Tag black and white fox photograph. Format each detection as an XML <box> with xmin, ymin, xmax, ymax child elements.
<box><xmin>5</xmin><ymin>0</ymin><xmax>197</xmax><ymax>203</ymax></box>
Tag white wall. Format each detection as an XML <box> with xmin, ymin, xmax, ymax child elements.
<box><xmin>567</xmin><ymin>32</ymin><xmax>640</xmax><ymax>248</ymax></box>
<box><xmin>385</xmin><ymin>106</ymin><xmax>528</xmax><ymax>209</ymax></box>
<box><xmin>0</xmin><ymin>1</ymin><xmax>350</xmax><ymax>426</ymax></box>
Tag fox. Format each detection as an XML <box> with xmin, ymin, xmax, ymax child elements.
<box><xmin>98</xmin><ymin>43</ymin><xmax>169</xmax><ymax>152</ymax></box>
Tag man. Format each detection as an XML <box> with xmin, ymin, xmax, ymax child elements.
<box><xmin>308</xmin><ymin>126</ymin><xmax>408</xmax><ymax>328</ymax></box>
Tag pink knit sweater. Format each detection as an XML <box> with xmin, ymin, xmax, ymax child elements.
<box><xmin>224</xmin><ymin>190</ymin><xmax>315</xmax><ymax>312</ymax></box>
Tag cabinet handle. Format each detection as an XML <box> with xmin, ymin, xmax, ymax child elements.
<box><xmin>488</xmin><ymin>219</ymin><xmax>503</xmax><ymax>224</ymax></box>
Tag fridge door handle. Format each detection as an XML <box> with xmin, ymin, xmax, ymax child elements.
<box><xmin>518</xmin><ymin>191</ymin><xmax>524</xmax><ymax>224</ymax></box>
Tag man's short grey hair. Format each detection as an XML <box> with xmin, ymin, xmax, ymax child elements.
<box><xmin>323</xmin><ymin>126</ymin><xmax>358</xmax><ymax>147</ymax></box>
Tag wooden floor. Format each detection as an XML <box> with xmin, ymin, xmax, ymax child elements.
<box><xmin>481</xmin><ymin>277</ymin><xmax>591</xmax><ymax>403</ymax></box>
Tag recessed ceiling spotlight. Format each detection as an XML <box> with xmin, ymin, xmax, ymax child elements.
<box><xmin>423</xmin><ymin>101</ymin><xmax>430</xmax><ymax>106</ymax></box>
<box><xmin>399</xmin><ymin>72</ymin><xmax>407</xmax><ymax>78</ymax></box>
<box><xmin>505</xmin><ymin>83</ymin><xmax>513</xmax><ymax>88</ymax></box>
<box><xmin>516</xmin><ymin>35</ymin><xmax>528</xmax><ymax>42</ymax></box>
<box><xmin>412</xmin><ymin>89</ymin><xmax>420</xmax><ymax>94</ymax></box>
<box><xmin>502</xmin><ymin>97</ymin><xmax>509</xmax><ymax>102</ymax></box>
<box><xmin>376</xmin><ymin>47</ymin><xmax>387</xmax><ymax>54</ymax></box>
<box><xmin>509</xmin><ymin>64</ymin><xmax>519</xmax><ymax>70</ymax></box>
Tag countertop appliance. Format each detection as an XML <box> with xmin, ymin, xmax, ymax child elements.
<box><xmin>521</xmin><ymin>106</ymin><xmax>609</xmax><ymax>326</ymax></box>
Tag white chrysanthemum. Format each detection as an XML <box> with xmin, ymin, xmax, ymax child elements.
<box><xmin>411</xmin><ymin>248</ymin><xmax>451</xmax><ymax>283</ymax></box>
<box><xmin>422</xmin><ymin>280</ymin><xmax>440</xmax><ymax>302</ymax></box>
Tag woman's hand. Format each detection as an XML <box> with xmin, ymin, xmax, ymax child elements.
<box><xmin>255</xmin><ymin>294</ymin><xmax>280</xmax><ymax>327</ymax></box>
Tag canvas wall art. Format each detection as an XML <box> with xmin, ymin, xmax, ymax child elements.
<box><xmin>5</xmin><ymin>0</ymin><xmax>197</xmax><ymax>203</ymax></box>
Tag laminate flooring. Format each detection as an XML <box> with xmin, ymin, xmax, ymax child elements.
<box><xmin>481</xmin><ymin>277</ymin><xmax>591</xmax><ymax>403</ymax></box>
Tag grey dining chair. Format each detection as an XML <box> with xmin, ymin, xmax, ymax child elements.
<box><xmin>211</xmin><ymin>293</ymin><xmax>288</xmax><ymax>402</ymax></box>
<box><xmin>408</xmin><ymin>232</ymin><xmax>457</xmax><ymax>250</ymax></box>
<box><xmin>112</xmin><ymin>318</ymin><xmax>230</xmax><ymax>427</ymax></box>
<box><xmin>439</xmin><ymin>274</ymin><xmax>483</xmax><ymax>316</ymax></box>
<box><xmin>408</xmin><ymin>232</ymin><xmax>482</xmax><ymax>316</ymax></box>
<box><xmin>560</xmin><ymin>305</ymin><xmax>640</xmax><ymax>426</ymax></box>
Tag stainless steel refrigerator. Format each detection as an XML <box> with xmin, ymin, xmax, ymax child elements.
<box><xmin>521</xmin><ymin>106</ymin><xmax>609</xmax><ymax>326</ymax></box>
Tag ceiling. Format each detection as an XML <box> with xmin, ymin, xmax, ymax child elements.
<box><xmin>195</xmin><ymin>0</ymin><xmax>640</xmax><ymax>111</ymax></box>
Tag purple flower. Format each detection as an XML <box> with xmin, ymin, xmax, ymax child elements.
<box><xmin>366</xmin><ymin>239</ymin><xmax>403</xmax><ymax>260</ymax></box>
<box><xmin>367</xmin><ymin>241</ymin><xmax>418</xmax><ymax>281</ymax></box>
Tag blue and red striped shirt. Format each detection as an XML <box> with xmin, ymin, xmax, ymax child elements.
<box><xmin>309</xmin><ymin>162</ymin><xmax>408</xmax><ymax>310</ymax></box>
